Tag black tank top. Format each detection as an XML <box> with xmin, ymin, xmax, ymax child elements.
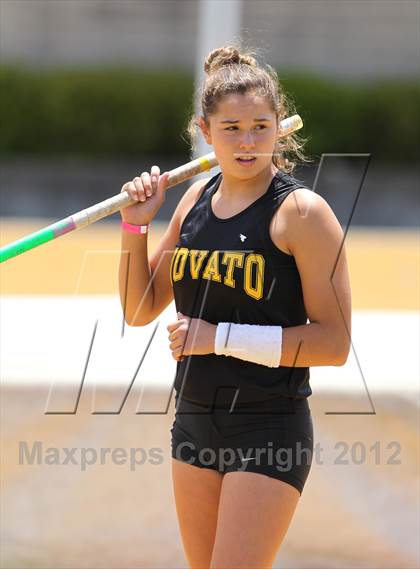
<box><xmin>170</xmin><ymin>169</ymin><xmax>312</xmax><ymax>408</ymax></box>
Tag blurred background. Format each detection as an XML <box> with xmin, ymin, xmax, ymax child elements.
<box><xmin>1</xmin><ymin>1</ymin><xmax>419</xmax><ymax>568</ymax></box>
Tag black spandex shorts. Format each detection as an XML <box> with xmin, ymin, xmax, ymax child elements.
<box><xmin>171</xmin><ymin>393</ymin><xmax>314</xmax><ymax>495</ymax></box>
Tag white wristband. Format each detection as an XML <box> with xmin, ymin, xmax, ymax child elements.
<box><xmin>214</xmin><ymin>322</ymin><xmax>283</xmax><ymax>368</ymax></box>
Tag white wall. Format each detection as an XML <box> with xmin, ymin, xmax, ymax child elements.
<box><xmin>0</xmin><ymin>0</ymin><xmax>418</xmax><ymax>79</ymax></box>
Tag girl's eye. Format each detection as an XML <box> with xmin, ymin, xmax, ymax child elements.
<box><xmin>224</xmin><ymin>125</ymin><xmax>266</xmax><ymax>131</ymax></box>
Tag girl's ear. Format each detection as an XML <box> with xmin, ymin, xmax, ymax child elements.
<box><xmin>197</xmin><ymin>116</ymin><xmax>212</xmax><ymax>145</ymax></box>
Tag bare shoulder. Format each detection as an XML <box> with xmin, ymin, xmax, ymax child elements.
<box><xmin>282</xmin><ymin>187</ymin><xmax>330</xmax><ymax>219</ymax></box>
<box><xmin>279</xmin><ymin>187</ymin><xmax>344</xmax><ymax>255</ymax></box>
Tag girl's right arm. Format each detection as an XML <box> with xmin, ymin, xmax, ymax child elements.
<box><xmin>118</xmin><ymin>165</ymin><xmax>209</xmax><ymax>326</ymax></box>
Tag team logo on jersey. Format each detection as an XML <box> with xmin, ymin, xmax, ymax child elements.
<box><xmin>170</xmin><ymin>247</ymin><xmax>265</xmax><ymax>300</ymax></box>
<box><xmin>239</xmin><ymin>233</ymin><xmax>247</xmax><ymax>242</ymax></box>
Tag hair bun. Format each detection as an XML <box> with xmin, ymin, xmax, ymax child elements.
<box><xmin>204</xmin><ymin>46</ymin><xmax>257</xmax><ymax>75</ymax></box>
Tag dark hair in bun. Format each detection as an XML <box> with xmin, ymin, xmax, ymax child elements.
<box><xmin>204</xmin><ymin>46</ymin><xmax>257</xmax><ymax>75</ymax></box>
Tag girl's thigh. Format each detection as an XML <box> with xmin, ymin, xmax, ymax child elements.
<box><xmin>172</xmin><ymin>458</ymin><xmax>223</xmax><ymax>569</ymax></box>
<box><xmin>210</xmin><ymin>470</ymin><xmax>300</xmax><ymax>569</ymax></box>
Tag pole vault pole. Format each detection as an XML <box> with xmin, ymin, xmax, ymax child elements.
<box><xmin>0</xmin><ymin>115</ymin><xmax>302</xmax><ymax>264</ymax></box>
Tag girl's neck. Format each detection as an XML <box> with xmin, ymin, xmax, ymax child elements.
<box><xmin>218</xmin><ymin>163</ymin><xmax>278</xmax><ymax>203</ymax></box>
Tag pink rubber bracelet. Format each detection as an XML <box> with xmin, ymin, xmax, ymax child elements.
<box><xmin>121</xmin><ymin>220</ymin><xmax>149</xmax><ymax>234</ymax></box>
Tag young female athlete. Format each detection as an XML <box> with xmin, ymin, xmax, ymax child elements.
<box><xmin>118</xmin><ymin>46</ymin><xmax>351</xmax><ymax>569</ymax></box>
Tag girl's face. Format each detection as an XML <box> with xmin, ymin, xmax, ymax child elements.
<box><xmin>198</xmin><ymin>91</ymin><xmax>278</xmax><ymax>179</ymax></box>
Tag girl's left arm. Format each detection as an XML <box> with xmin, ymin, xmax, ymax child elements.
<box><xmin>277</xmin><ymin>188</ymin><xmax>352</xmax><ymax>367</ymax></box>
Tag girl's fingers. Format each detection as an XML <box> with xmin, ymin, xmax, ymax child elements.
<box><xmin>167</xmin><ymin>320</ymin><xmax>184</xmax><ymax>333</ymax></box>
<box><xmin>159</xmin><ymin>171</ymin><xmax>170</xmax><ymax>187</ymax></box>
<box><xmin>173</xmin><ymin>348</ymin><xmax>184</xmax><ymax>359</ymax></box>
<box><xmin>168</xmin><ymin>331</ymin><xmax>180</xmax><ymax>342</ymax></box>
<box><xmin>171</xmin><ymin>345</ymin><xmax>182</xmax><ymax>358</ymax></box>
<box><xmin>133</xmin><ymin>176</ymin><xmax>147</xmax><ymax>202</ymax></box>
<box><xmin>150</xmin><ymin>165</ymin><xmax>160</xmax><ymax>194</ymax></box>
<box><xmin>140</xmin><ymin>172</ymin><xmax>152</xmax><ymax>197</ymax></box>
<box><xmin>121</xmin><ymin>181</ymin><xmax>140</xmax><ymax>202</ymax></box>
<box><xmin>172</xmin><ymin>353</ymin><xmax>183</xmax><ymax>362</ymax></box>
<box><xmin>122</xmin><ymin>166</ymin><xmax>166</xmax><ymax>204</ymax></box>
<box><xmin>156</xmin><ymin>171</ymin><xmax>170</xmax><ymax>201</ymax></box>
<box><xmin>169</xmin><ymin>339</ymin><xmax>183</xmax><ymax>351</ymax></box>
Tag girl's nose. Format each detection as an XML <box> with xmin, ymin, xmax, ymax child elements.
<box><xmin>239</xmin><ymin>131</ymin><xmax>256</xmax><ymax>148</ymax></box>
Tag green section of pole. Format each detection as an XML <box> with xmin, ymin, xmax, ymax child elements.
<box><xmin>0</xmin><ymin>225</ymin><xmax>56</xmax><ymax>263</ymax></box>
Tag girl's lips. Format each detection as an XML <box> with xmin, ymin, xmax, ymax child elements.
<box><xmin>236</xmin><ymin>157</ymin><xmax>257</xmax><ymax>167</ymax></box>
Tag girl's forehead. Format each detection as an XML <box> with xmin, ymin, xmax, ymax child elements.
<box><xmin>214</xmin><ymin>92</ymin><xmax>273</xmax><ymax>118</ymax></box>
